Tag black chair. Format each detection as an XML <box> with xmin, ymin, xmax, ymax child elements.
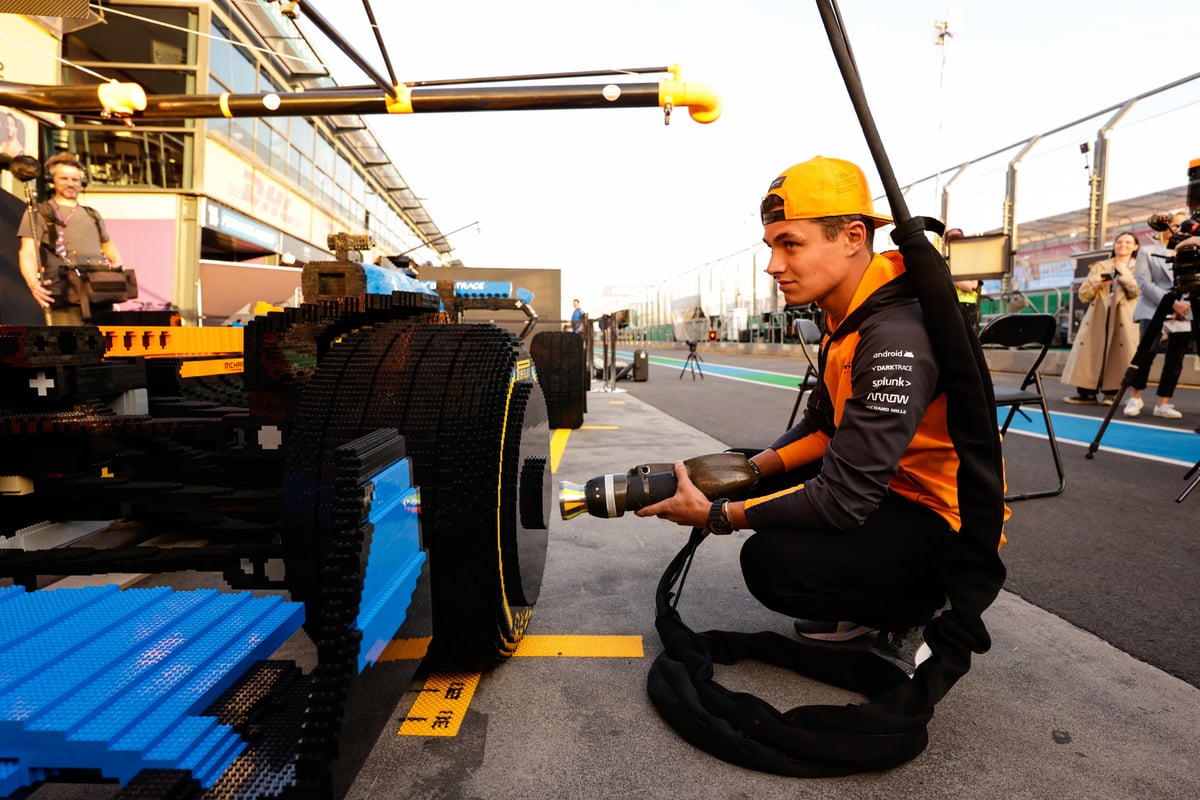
<box><xmin>786</xmin><ymin>319</ymin><xmax>823</xmax><ymax>429</ymax></box>
<box><xmin>978</xmin><ymin>313</ymin><xmax>1065</xmax><ymax>501</ymax></box>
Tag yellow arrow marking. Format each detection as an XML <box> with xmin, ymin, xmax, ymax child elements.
<box><xmin>398</xmin><ymin>635</ymin><xmax>643</xmax><ymax>737</ymax></box>
<box><xmin>398</xmin><ymin>672</ymin><xmax>480</xmax><ymax>737</ymax></box>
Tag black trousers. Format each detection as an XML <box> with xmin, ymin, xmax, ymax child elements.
<box><xmin>1130</xmin><ymin>320</ymin><xmax>1191</xmax><ymax>398</ymax></box>
<box><xmin>738</xmin><ymin>463</ymin><xmax>956</xmax><ymax>632</ymax></box>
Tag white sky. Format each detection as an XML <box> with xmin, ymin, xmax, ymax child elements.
<box><xmin>303</xmin><ymin>1</ymin><xmax>1200</xmax><ymax>320</ymax></box>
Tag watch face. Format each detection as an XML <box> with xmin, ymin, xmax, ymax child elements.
<box><xmin>708</xmin><ymin>500</ymin><xmax>732</xmax><ymax>534</ymax></box>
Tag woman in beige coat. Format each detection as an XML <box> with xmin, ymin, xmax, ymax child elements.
<box><xmin>1061</xmin><ymin>231</ymin><xmax>1140</xmax><ymax>404</ymax></box>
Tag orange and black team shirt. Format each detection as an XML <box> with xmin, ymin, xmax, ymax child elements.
<box><xmin>743</xmin><ymin>251</ymin><xmax>1008</xmax><ymax>538</ymax></box>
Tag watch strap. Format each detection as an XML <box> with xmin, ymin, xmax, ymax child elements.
<box><xmin>707</xmin><ymin>498</ymin><xmax>733</xmax><ymax>535</ymax></box>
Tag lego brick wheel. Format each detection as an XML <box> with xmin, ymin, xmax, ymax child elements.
<box><xmin>529</xmin><ymin>331</ymin><xmax>586</xmax><ymax>429</ymax></box>
<box><xmin>283</xmin><ymin>321</ymin><xmax>551</xmax><ymax>669</ymax></box>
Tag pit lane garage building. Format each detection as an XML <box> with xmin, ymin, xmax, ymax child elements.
<box><xmin>0</xmin><ymin>2</ymin><xmax>453</xmax><ymax>325</ymax></box>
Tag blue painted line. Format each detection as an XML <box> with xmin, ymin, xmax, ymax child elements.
<box><xmin>999</xmin><ymin>408</ymin><xmax>1200</xmax><ymax>466</ymax></box>
<box><xmin>619</xmin><ymin>350</ymin><xmax>809</xmax><ymax>390</ymax></box>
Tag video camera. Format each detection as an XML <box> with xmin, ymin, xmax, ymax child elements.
<box><xmin>1146</xmin><ymin>212</ymin><xmax>1200</xmax><ymax>251</ymax></box>
<box><xmin>1146</xmin><ymin>213</ymin><xmax>1200</xmax><ymax>295</ymax></box>
<box><xmin>1146</xmin><ymin>158</ymin><xmax>1200</xmax><ymax>296</ymax></box>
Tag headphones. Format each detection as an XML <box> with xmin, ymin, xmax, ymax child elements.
<box><xmin>43</xmin><ymin>153</ymin><xmax>89</xmax><ymax>187</ymax></box>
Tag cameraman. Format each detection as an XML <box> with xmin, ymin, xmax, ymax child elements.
<box><xmin>1125</xmin><ymin>212</ymin><xmax>1190</xmax><ymax>419</ymax></box>
<box><xmin>637</xmin><ymin>156</ymin><xmax>1004</xmax><ymax>674</ymax></box>
<box><xmin>16</xmin><ymin>152</ymin><xmax>126</xmax><ymax>325</ymax></box>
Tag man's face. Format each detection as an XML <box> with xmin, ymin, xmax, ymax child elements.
<box><xmin>51</xmin><ymin>165</ymin><xmax>84</xmax><ymax>201</ymax></box>
<box><xmin>763</xmin><ymin>218</ymin><xmax>857</xmax><ymax>311</ymax></box>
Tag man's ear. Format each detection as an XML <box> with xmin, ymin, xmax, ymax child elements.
<box><xmin>843</xmin><ymin>219</ymin><xmax>868</xmax><ymax>253</ymax></box>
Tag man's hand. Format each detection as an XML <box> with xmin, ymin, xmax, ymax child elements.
<box><xmin>18</xmin><ymin>238</ymin><xmax>54</xmax><ymax>309</ymax></box>
<box><xmin>27</xmin><ymin>277</ymin><xmax>54</xmax><ymax>309</ymax></box>
<box><xmin>635</xmin><ymin>461</ymin><xmax>711</xmax><ymax>528</ymax></box>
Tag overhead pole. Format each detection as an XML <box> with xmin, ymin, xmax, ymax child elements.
<box><xmin>295</xmin><ymin>0</ymin><xmax>398</xmax><ymax>99</ymax></box>
<box><xmin>812</xmin><ymin>1</ymin><xmax>911</xmax><ymax>227</ymax></box>
<box><xmin>360</xmin><ymin>0</ymin><xmax>399</xmax><ymax>88</ymax></box>
<box><xmin>932</xmin><ymin>14</ymin><xmax>954</xmax><ymax>215</ymax></box>
<box><xmin>812</xmin><ymin>0</ymin><xmax>1008</xmax><ymax>716</ymax></box>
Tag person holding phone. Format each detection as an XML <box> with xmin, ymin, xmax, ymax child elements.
<box><xmin>1060</xmin><ymin>231</ymin><xmax>1140</xmax><ymax>404</ymax></box>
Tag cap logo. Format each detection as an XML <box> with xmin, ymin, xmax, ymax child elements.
<box><xmin>769</xmin><ymin>176</ymin><xmax>786</xmax><ymax>191</ymax></box>
<box><xmin>834</xmin><ymin>169</ymin><xmax>858</xmax><ymax>194</ymax></box>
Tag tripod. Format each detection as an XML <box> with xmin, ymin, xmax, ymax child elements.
<box><xmin>679</xmin><ymin>341</ymin><xmax>704</xmax><ymax>380</ymax></box>
<box><xmin>1086</xmin><ymin>286</ymin><xmax>1200</xmax><ymax>502</ymax></box>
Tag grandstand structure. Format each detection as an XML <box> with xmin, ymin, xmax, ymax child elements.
<box><xmin>611</xmin><ymin>71</ymin><xmax>1200</xmax><ymax>343</ymax></box>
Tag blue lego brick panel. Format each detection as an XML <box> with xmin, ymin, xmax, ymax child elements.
<box><xmin>0</xmin><ymin>586</ymin><xmax>304</xmax><ymax>794</ymax></box>
<box><xmin>361</xmin><ymin>263</ymin><xmax>439</xmax><ymax>298</ymax></box>
<box><xmin>357</xmin><ymin>457</ymin><xmax>425</xmax><ymax>671</ymax></box>
<box><xmin>453</xmin><ymin>279</ymin><xmax>512</xmax><ymax>298</ymax></box>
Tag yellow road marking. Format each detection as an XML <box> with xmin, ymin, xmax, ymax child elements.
<box><xmin>379</xmin><ymin>637</ymin><xmax>432</xmax><ymax>662</ymax></box>
<box><xmin>398</xmin><ymin>635</ymin><xmax>643</xmax><ymax>737</ymax></box>
<box><xmin>513</xmin><ymin>634</ymin><xmax>643</xmax><ymax>657</ymax></box>
<box><xmin>551</xmin><ymin>425</ymin><xmax>619</xmax><ymax>472</ymax></box>
<box><xmin>550</xmin><ymin>428</ymin><xmax>570</xmax><ymax>473</ymax></box>
<box><xmin>399</xmin><ymin>672</ymin><xmax>480</xmax><ymax>737</ymax></box>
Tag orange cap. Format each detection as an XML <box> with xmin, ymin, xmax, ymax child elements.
<box><xmin>761</xmin><ymin>156</ymin><xmax>893</xmax><ymax>227</ymax></box>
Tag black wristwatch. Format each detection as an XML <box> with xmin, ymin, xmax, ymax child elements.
<box><xmin>707</xmin><ymin>499</ymin><xmax>733</xmax><ymax>535</ymax></box>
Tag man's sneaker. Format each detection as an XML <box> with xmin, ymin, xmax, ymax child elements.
<box><xmin>1102</xmin><ymin>394</ymin><xmax>1116</xmax><ymax>406</ymax></box>
<box><xmin>793</xmin><ymin>619</ymin><xmax>874</xmax><ymax>642</ymax></box>
<box><xmin>867</xmin><ymin>626</ymin><xmax>931</xmax><ymax>677</ymax></box>
<box><xmin>1063</xmin><ymin>394</ymin><xmax>1095</xmax><ymax>405</ymax></box>
<box><xmin>1154</xmin><ymin>403</ymin><xmax>1183</xmax><ymax>419</ymax></box>
<box><xmin>1123</xmin><ymin>396</ymin><xmax>1144</xmax><ymax>417</ymax></box>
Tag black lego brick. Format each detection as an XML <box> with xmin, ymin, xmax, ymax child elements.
<box><xmin>0</xmin><ymin>325</ymin><xmax>107</xmax><ymax>368</ymax></box>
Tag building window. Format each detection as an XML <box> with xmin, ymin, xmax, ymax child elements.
<box><xmin>209</xmin><ymin>19</ymin><xmax>256</xmax><ymax>93</ymax></box>
<box><xmin>72</xmin><ymin>129</ymin><xmax>189</xmax><ymax>188</ymax></box>
<box><xmin>64</xmin><ymin>5</ymin><xmax>197</xmax><ymax>66</ymax></box>
<box><xmin>289</xmin><ymin>147</ymin><xmax>313</xmax><ymax>193</ymax></box>
<box><xmin>59</xmin><ymin>3</ymin><xmax>199</xmax><ymax>189</ymax></box>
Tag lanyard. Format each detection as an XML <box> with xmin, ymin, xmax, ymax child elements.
<box><xmin>50</xmin><ymin>201</ymin><xmax>77</xmax><ymax>257</ymax></box>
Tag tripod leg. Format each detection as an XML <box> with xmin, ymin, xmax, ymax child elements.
<box><xmin>1086</xmin><ymin>291</ymin><xmax>1176</xmax><ymax>458</ymax></box>
<box><xmin>1176</xmin><ymin>463</ymin><xmax>1200</xmax><ymax>503</ymax></box>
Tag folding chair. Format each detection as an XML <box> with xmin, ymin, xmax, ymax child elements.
<box><xmin>978</xmin><ymin>313</ymin><xmax>1066</xmax><ymax>501</ymax></box>
<box><xmin>786</xmin><ymin>318</ymin><xmax>823</xmax><ymax>429</ymax></box>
